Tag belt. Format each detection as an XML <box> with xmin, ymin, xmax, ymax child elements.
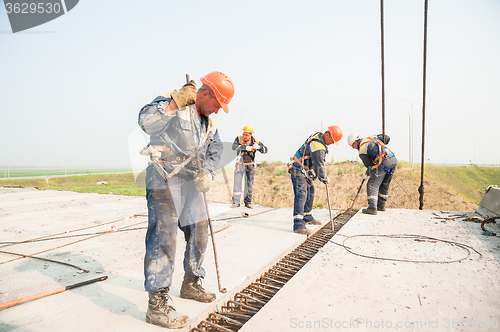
<box><xmin>164</xmin><ymin>154</ymin><xmax>202</xmax><ymax>168</ymax></box>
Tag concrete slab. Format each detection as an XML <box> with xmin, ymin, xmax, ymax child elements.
<box><xmin>478</xmin><ymin>185</ymin><xmax>500</xmax><ymax>217</ymax></box>
<box><xmin>241</xmin><ymin>209</ymin><xmax>500</xmax><ymax>332</ymax></box>
<box><xmin>0</xmin><ymin>187</ymin><xmax>332</xmax><ymax>331</ymax></box>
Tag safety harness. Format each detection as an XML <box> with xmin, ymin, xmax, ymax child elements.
<box><xmin>140</xmin><ymin>111</ymin><xmax>213</xmax><ymax>181</ymax></box>
<box><xmin>236</xmin><ymin>136</ymin><xmax>260</xmax><ymax>171</ymax></box>
<box><xmin>288</xmin><ymin>131</ymin><xmax>326</xmax><ymax>179</ymax></box>
<box><xmin>360</xmin><ymin>136</ymin><xmax>395</xmax><ymax>173</ymax></box>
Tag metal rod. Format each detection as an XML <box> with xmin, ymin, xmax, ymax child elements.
<box><xmin>221</xmin><ymin>167</ymin><xmax>233</xmax><ymax>202</ymax></box>
<box><xmin>0</xmin><ymin>250</ymin><xmax>88</xmax><ymax>273</ymax></box>
<box><xmin>0</xmin><ymin>276</ymin><xmax>107</xmax><ymax>310</ymax></box>
<box><xmin>187</xmin><ymin>76</ymin><xmax>226</xmax><ymax>293</ymax></box>
<box><xmin>325</xmin><ymin>182</ymin><xmax>334</xmax><ymax>230</ymax></box>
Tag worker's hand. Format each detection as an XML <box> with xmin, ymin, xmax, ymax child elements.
<box><xmin>194</xmin><ymin>169</ymin><xmax>211</xmax><ymax>192</ymax></box>
<box><xmin>252</xmin><ymin>143</ymin><xmax>260</xmax><ymax>150</ymax></box>
<box><xmin>322</xmin><ymin>177</ymin><xmax>330</xmax><ymax>185</ymax></box>
<box><xmin>362</xmin><ymin>174</ymin><xmax>369</xmax><ymax>181</ymax></box>
<box><xmin>245</xmin><ymin>145</ymin><xmax>253</xmax><ymax>152</ymax></box>
<box><xmin>170</xmin><ymin>80</ymin><xmax>196</xmax><ymax>109</ymax></box>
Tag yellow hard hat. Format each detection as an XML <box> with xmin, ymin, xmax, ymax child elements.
<box><xmin>242</xmin><ymin>125</ymin><xmax>254</xmax><ymax>134</ymax></box>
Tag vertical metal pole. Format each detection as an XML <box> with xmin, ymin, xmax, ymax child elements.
<box><xmin>187</xmin><ymin>77</ymin><xmax>226</xmax><ymax>293</ymax></box>
<box><xmin>380</xmin><ymin>0</ymin><xmax>386</xmax><ymax>141</ymax></box>
<box><xmin>419</xmin><ymin>0</ymin><xmax>429</xmax><ymax>210</ymax></box>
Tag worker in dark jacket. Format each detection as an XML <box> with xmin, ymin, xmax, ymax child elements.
<box><xmin>347</xmin><ymin>133</ymin><xmax>397</xmax><ymax>215</ymax></box>
<box><xmin>288</xmin><ymin>125</ymin><xmax>343</xmax><ymax>235</ymax></box>
<box><xmin>231</xmin><ymin>125</ymin><xmax>268</xmax><ymax>208</ymax></box>
<box><xmin>138</xmin><ymin>71</ymin><xmax>234</xmax><ymax>329</ymax></box>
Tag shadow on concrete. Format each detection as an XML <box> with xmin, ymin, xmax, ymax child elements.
<box><xmin>12</xmin><ymin>252</ymin><xmax>145</xmax><ymax>322</ymax></box>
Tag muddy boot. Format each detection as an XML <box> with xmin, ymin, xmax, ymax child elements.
<box><xmin>305</xmin><ymin>219</ymin><xmax>322</xmax><ymax>225</ymax></box>
<box><xmin>244</xmin><ymin>202</ymin><xmax>253</xmax><ymax>209</ymax></box>
<box><xmin>293</xmin><ymin>226</ymin><xmax>313</xmax><ymax>235</ymax></box>
<box><xmin>362</xmin><ymin>207</ymin><xmax>377</xmax><ymax>215</ymax></box>
<box><xmin>377</xmin><ymin>205</ymin><xmax>386</xmax><ymax>211</ymax></box>
<box><xmin>146</xmin><ymin>289</ymin><xmax>189</xmax><ymax>329</ymax></box>
<box><xmin>180</xmin><ymin>275</ymin><xmax>216</xmax><ymax>303</ymax></box>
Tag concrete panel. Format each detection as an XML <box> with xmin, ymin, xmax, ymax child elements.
<box><xmin>477</xmin><ymin>185</ymin><xmax>500</xmax><ymax>217</ymax></box>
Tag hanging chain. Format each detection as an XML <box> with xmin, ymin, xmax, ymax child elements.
<box><xmin>380</xmin><ymin>0</ymin><xmax>386</xmax><ymax>140</ymax></box>
<box><xmin>419</xmin><ymin>0</ymin><xmax>429</xmax><ymax>210</ymax></box>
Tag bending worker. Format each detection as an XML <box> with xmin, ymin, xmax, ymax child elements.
<box><xmin>138</xmin><ymin>71</ymin><xmax>234</xmax><ymax>329</ymax></box>
<box><xmin>288</xmin><ymin>126</ymin><xmax>343</xmax><ymax>235</ymax></box>
<box><xmin>347</xmin><ymin>133</ymin><xmax>397</xmax><ymax>215</ymax></box>
<box><xmin>231</xmin><ymin>125</ymin><xmax>268</xmax><ymax>209</ymax></box>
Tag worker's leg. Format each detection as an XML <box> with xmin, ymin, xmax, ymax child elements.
<box><xmin>232</xmin><ymin>162</ymin><xmax>244</xmax><ymax>205</ymax></box>
<box><xmin>291</xmin><ymin>174</ymin><xmax>308</xmax><ymax>231</ymax></box>
<box><xmin>144</xmin><ymin>188</ymin><xmax>179</xmax><ymax>293</ymax></box>
<box><xmin>303</xmin><ymin>179</ymin><xmax>316</xmax><ymax>222</ymax></box>
<box><xmin>243</xmin><ymin>164</ymin><xmax>255</xmax><ymax>204</ymax></box>
<box><xmin>378</xmin><ymin>168</ymin><xmax>395</xmax><ymax>209</ymax></box>
<box><xmin>178</xmin><ymin>179</ymin><xmax>215</xmax><ymax>303</ymax></box>
<box><xmin>366</xmin><ymin>167</ymin><xmax>385</xmax><ymax>208</ymax></box>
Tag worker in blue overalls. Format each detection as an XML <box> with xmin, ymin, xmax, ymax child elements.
<box><xmin>347</xmin><ymin>133</ymin><xmax>397</xmax><ymax>215</ymax></box>
<box><xmin>288</xmin><ymin>125</ymin><xmax>343</xmax><ymax>235</ymax></box>
<box><xmin>138</xmin><ymin>71</ymin><xmax>234</xmax><ymax>329</ymax></box>
<box><xmin>231</xmin><ymin>125</ymin><xmax>268</xmax><ymax>209</ymax></box>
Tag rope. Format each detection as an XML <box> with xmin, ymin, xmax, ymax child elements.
<box><xmin>380</xmin><ymin>0</ymin><xmax>386</xmax><ymax>141</ymax></box>
<box><xmin>340</xmin><ymin>234</ymin><xmax>482</xmax><ymax>264</ymax></box>
<box><xmin>419</xmin><ymin>0</ymin><xmax>429</xmax><ymax>210</ymax></box>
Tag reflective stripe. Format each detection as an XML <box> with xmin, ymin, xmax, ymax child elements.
<box><xmin>378</xmin><ymin>193</ymin><xmax>389</xmax><ymax>199</ymax></box>
<box><xmin>367</xmin><ymin>195</ymin><xmax>378</xmax><ymax>200</ymax></box>
<box><xmin>303</xmin><ymin>212</ymin><xmax>312</xmax><ymax>216</ymax></box>
<box><xmin>293</xmin><ymin>214</ymin><xmax>304</xmax><ymax>219</ymax></box>
<box><xmin>233</xmin><ymin>191</ymin><xmax>242</xmax><ymax>195</ymax></box>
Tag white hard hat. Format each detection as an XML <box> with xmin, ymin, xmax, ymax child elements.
<box><xmin>347</xmin><ymin>133</ymin><xmax>360</xmax><ymax>146</ymax></box>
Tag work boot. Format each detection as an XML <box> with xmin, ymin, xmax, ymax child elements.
<box><xmin>231</xmin><ymin>203</ymin><xmax>240</xmax><ymax>208</ymax></box>
<box><xmin>146</xmin><ymin>289</ymin><xmax>189</xmax><ymax>329</ymax></box>
<box><xmin>362</xmin><ymin>207</ymin><xmax>377</xmax><ymax>215</ymax></box>
<box><xmin>293</xmin><ymin>226</ymin><xmax>313</xmax><ymax>235</ymax></box>
<box><xmin>244</xmin><ymin>202</ymin><xmax>253</xmax><ymax>209</ymax></box>
<box><xmin>180</xmin><ymin>275</ymin><xmax>216</xmax><ymax>303</ymax></box>
<box><xmin>305</xmin><ymin>219</ymin><xmax>322</xmax><ymax>225</ymax></box>
<box><xmin>377</xmin><ymin>205</ymin><xmax>386</xmax><ymax>211</ymax></box>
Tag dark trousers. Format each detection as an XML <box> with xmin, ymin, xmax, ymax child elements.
<box><xmin>291</xmin><ymin>174</ymin><xmax>315</xmax><ymax>231</ymax></box>
<box><xmin>144</xmin><ymin>178</ymin><xmax>208</xmax><ymax>293</ymax></box>
<box><xmin>232</xmin><ymin>163</ymin><xmax>255</xmax><ymax>204</ymax></box>
<box><xmin>366</xmin><ymin>166</ymin><xmax>395</xmax><ymax>208</ymax></box>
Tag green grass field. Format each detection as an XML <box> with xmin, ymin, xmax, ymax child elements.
<box><xmin>424</xmin><ymin>165</ymin><xmax>500</xmax><ymax>204</ymax></box>
<box><xmin>1</xmin><ymin>165</ymin><xmax>499</xmax><ymax>205</ymax></box>
<box><xmin>0</xmin><ymin>168</ymin><xmax>132</xmax><ymax>178</ymax></box>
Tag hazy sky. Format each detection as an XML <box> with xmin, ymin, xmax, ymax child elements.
<box><xmin>1</xmin><ymin>0</ymin><xmax>499</xmax><ymax>169</ymax></box>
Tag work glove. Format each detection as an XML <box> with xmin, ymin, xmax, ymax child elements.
<box><xmin>252</xmin><ymin>143</ymin><xmax>260</xmax><ymax>150</ymax></box>
<box><xmin>362</xmin><ymin>173</ymin><xmax>369</xmax><ymax>181</ymax></box>
<box><xmin>194</xmin><ymin>169</ymin><xmax>211</xmax><ymax>193</ymax></box>
<box><xmin>139</xmin><ymin>146</ymin><xmax>161</xmax><ymax>163</ymax></box>
<box><xmin>245</xmin><ymin>145</ymin><xmax>253</xmax><ymax>152</ymax></box>
<box><xmin>321</xmin><ymin>177</ymin><xmax>330</xmax><ymax>185</ymax></box>
<box><xmin>170</xmin><ymin>80</ymin><xmax>197</xmax><ymax>109</ymax></box>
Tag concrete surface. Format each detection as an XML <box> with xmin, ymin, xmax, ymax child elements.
<box><xmin>1</xmin><ymin>188</ymin><xmax>500</xmax><ymax>331</ymax></box>
<box><xmin>0</xmin><ymin>187</ymin><xmax>331</xmax><ymax>331</ymax></box>
<box><xmin>241</xmin><ymin>209</ymin><xmax>500</xmax><ymax>332</ymax></box>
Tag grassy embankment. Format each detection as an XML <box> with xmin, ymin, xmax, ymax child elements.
<box><xmin>1</xmin><ymin>163</ymin><xmax>499</xmax><ymax>212</ymax></box>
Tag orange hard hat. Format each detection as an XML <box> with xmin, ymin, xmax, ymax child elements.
<box><xmin>328</xmin><ymin>125</ymin><xmax>343</xmax><ymax>145</ymax></box>
<box><xmin>242</xmin><ymin>125</ymin><xmax>254</xmax><ymax>134</ymax></box>
<box><xmin>200</xmin><ymin>71</ymin><xmax>234</xmax><ymax>113</ymax></box>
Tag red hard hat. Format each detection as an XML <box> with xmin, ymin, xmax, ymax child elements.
<box><xmin>328</xmin><ymin>125</ymin><xmax>343</xmax><ymax>145</ymax></box>
<box><xmin>200</xmin><ymin>71</ymin><xmax>234</xmax><ymax>113</ymax></box>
